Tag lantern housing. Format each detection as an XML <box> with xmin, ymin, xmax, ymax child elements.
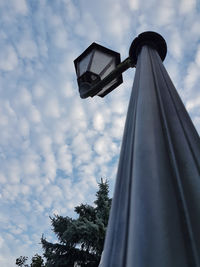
<box><xmin>74</xmin><ymin>42</ymin><xmax>123</xmax><ymax>98</ymax></box>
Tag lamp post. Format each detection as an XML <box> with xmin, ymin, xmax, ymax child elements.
<box><xmin>74</xmin><ymin>32</ymin><xmax>200</xmax><ymax>267</ymax></box>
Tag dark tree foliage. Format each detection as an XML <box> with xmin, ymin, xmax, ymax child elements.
<box><xmin>16</xmin><ymin>254</ymin><xmax>45</xmax><ymax>267</ymax></box>
<box><xmin>41</xmin><ymin>179</ymin><xmax>112</xmax><ymax>267</ymax></box>
<box><xmin>31</xmin><ymin>254</ymin><xmax>45</xmax><ymax>267</ymax></box>
<box><xmin>16</xmin><ymin>256</ymin><xmax>28</xmax><ymax>267</ymax></box>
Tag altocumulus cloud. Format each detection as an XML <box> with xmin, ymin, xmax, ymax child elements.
<box><xmin>0</xmin><ymin>0</ymin><xmax>200</xmax><ymax>266</ymax></box>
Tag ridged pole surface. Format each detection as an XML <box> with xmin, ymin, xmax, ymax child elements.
<box><xmin>99</xmin><ymin>45</ymin><xmax>200</xmax><ymax>267</ymax></box>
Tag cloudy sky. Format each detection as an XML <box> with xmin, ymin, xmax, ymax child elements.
<box><xmin>0</xmin><ymin>0</ymin><xmax>200</xmax><ymax>266</ymax></box>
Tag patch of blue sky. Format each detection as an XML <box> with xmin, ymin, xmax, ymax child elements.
<box><xmin>0</xmin><ymin>0</ymin><xmax>199</xmax><ymax>266</ymax></box>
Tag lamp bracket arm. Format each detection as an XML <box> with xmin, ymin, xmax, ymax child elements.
<box><xmin>90</xmin><ymin>57</ymin><xmax>134</xmax><ymax>97</ymax></box>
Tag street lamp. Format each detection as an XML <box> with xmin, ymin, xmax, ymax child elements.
<box><xmin>74</xmin><ymin>31</ymin><xmax>200</xmax><ymax>266</ymax></box>
<box><xmin>74</xmin><ymin>31</ymin><xmax>167</xmax><ymax>98</ymax></box>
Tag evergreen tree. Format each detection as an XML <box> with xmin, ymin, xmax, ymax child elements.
<box><xmin>41</xmin><ymin>179</ymin><xmax>112</xmax><ymax>267</ymax></box>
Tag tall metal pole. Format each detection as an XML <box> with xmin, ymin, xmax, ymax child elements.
<box><xmin>100</xmin><ymin>36</ymin><xmax>200</xmax><ymax>267</ymax></box>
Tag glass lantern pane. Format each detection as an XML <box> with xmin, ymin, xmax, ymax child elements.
<box><xmin>78</xmin><ymin>51</ymin><xmax>92</xmax><ymax>76</ymax></box>
<box><xmin>100</xmin><ymin>58</ymin><xmax>116</xmax><ymax>79</ymax></box>
<box><xmin>97</xmin><ymin>78</ymin><xmax>118</xmax><ymax>96</ymax></box>
<box><xmin>90</xmin><ymin>50</ymin><xmax>113</xmax><ymax>75</ymax></box>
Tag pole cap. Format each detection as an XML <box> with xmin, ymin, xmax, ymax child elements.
<box><xmin>129</xmin><ymin>31</ymin><xmax>167</xmax><ymax>66</ymax></box>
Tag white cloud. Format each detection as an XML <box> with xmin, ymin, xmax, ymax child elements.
<box><xmin>61</xmin><ymin>81</ymin><xmax>76</xmax><ymax>98</ymax></box>
<box><xmin>43</xmin><ymin>153</ymin><xmax>57</xmax><ymax>181</ymax></box>
<box><xmin>0</xmin><ymin>45</ymin><xmax>18</xmax><ymax>71</ymax></box>
<box><xmin>33</xmin><ymin>85</ymin><xmax>45</xmax><ymax>99</ymax></box>
<box><xmin>7</xmin><ymin>160</ymin><xmax>21</xmax><ymax>184</ymax></box>
<box><xmin>169</xmin><ymin>31</ymin><xmax>183</xmax><ymax>60</ymax></box>
<box><xmin>21</xmin><ymin>185</ymin><xmax>30</xmax><ymax>195</ymax></box>
<box><xmin>16</xmin><ymin>88</ymin><xmax>32</xmax><ymax>106</ymax></box>
<box><xmin>93</xmin><ymin>113</ymin><xmax>105</xmax><ymax>131</ymax></box>
<box><xmin>0</xmin><ymin>113</ymin><xmax>8</xmax><ymax>126</ymax></box>
<box><xmin>72</xmin><ymin>133</ymin><xmax>91</xmax><ymax>157</ymax></box>
<box><xmin>57</xmin><ymin>145</ymin><xmax>73</xmax><ymax>174</ymax></box>
<box><xmin>18</xmin><ymin>118</ymin><xmax>30</xmax><ymax>137</ymax></box>
<box><xmin>128</xmin><ymin>0</ymin><xmax>139</xmax><ymax>10</ymax></box>
<box><xmin>156</xmin><ymin>5</ymin><xmax>174</xmax><ymax>26</ymax></box>
<box><xmin>195</xmin><ymin>45</ymin><xmax>200</xmax><ymax>66</ymax></box>
<box><xmin>0</xmin><ymin>173</ymin><xmax>6</xmax><ymax>184</ymax></box>
<box><xmin>37</xmin><ymin>135</ymin><xmax>52</xmax><ymax>154</ymax></box>
<box><xmin>11</xmin><ymin>0</ymin><xmax>28</xmax><ymax>15</ymax></box>
<box><xmin>184</xmin><ymin>62</ymin><xmax>199</xmax><ymax>91</ymax></box>
<box><xmin>74</xmin><ymin>12</ymin><xmax>101</xmax><ymax>41</ymax></box>
<box><xmin>106</xmin><ymin>3</ymin><xmax>130</xmax><ymax>39</ymax></box>
<box><xmin>62</xmin><ymin>0</ymin><xmax>78</xmax><ymax>20</ymax></box>
<box><xmin>2</xmin><ymin>184</ymin><xmax>20</xmax><ymax>201</ymax></box>
<box><xmin>190</xmin><ymin>21</ymin><xmax>200</xmax><ymax>37</ymax></box>
<box><xmin>109</xmin><ymin>115</ymin><xmax>126</xmax><ymax>139</ymax></box>
<box><xmin>179</xmin><ymin>0</ymin><xmax>196</xmax><ymax>14</ymax></box>
<box><xmin>110</xmin><ymin>100</ymin><xmax>126</xmax><ymax>115</ymax></box>
<box><xmin>53</xmin><ymin>29</ymin><xmax>68</xmax><ymax>49</ymax></box>
<box><xmin>44</xmin><ymin>98</ymin><xmax>61</xmax><ymax>118</ymax></box>
<box><xmin>22</xmin><ymin>155</ymin><xmax>39</xmax><ymax>176</ymax></box>
<box><xmin>186</xmin><ymin>96</ymin><xmax>200</xmax><ymax>111</ymax></box>
<box><xmin>0</xmin><ymin>236</ymin><xmax>3</xmax><ymax>248</ymax></box>
<box><xmin>94</xmin><ymin>136</ymin><xmax>111</xmax><ymax>155</ymax></box>
<box><xmin>17</xmin><ymin>38</ymin><xmax>38</xmax><ymax>59</ymax></box>
<box><xmin>28</xmin><ymin>105</ymin><xmax>41</xmax><ymax>123</ymax></box>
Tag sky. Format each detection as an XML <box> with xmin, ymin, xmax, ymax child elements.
<box><xmin>0</xmin><ymin>0</ymin><xmax>200</xmax><ymax>266</ymax></box>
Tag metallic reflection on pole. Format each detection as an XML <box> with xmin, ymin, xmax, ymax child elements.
<box><xmin>100</xmin><ymin>45</ymin><xmax>200</xmax><ymax>267</ymax></box>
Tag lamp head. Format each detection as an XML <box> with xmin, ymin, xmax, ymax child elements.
<box><xmin>74</xmin><ymin>43</ymin><xmax>122</xmax><ymax>98</ymax></box>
